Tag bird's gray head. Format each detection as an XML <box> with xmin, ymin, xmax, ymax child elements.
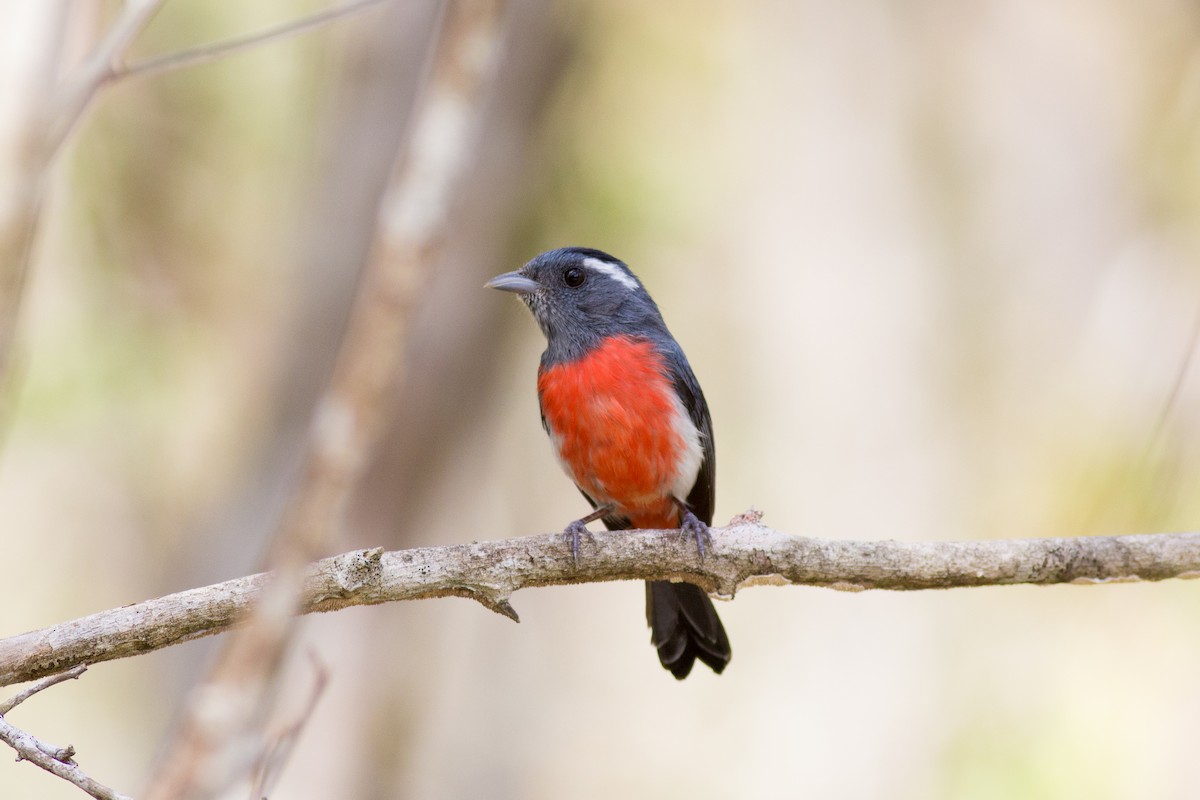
<box><xmin>486</xmin><ymin>247</ymin><xmax>667</xmax><ymax>363</ymax></box>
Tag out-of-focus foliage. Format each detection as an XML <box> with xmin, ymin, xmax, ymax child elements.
<box><xmin>2</xmin><ymin>1</ymin><xmax>1199</xmax><ymax>798</ymax></box>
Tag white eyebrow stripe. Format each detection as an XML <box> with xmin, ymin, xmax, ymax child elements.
<box><xmin>582</xmin><ymin>256</ymin><xmax>639</xmax><ymax>290</ymax></box>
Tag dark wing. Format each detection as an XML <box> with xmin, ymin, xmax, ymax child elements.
<box><xmin>647</xmin><ymin>344</ymin><xmax>728</xmax><ymax>677</ymax></box>
<box><xmin>648</xmin><ymin>341</ymin><xmax>729</xmax><ymax>678</ymax></box>
<box><xmin>663</xmin><ymin>341</ymin><xmax>715</xmax><ymax>526</ymax></box>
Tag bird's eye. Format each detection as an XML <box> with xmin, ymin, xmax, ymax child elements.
<box><xmin>563</xmin><ymin>267</ymin><xmax>586</xmax><ymax>288</ymax></box>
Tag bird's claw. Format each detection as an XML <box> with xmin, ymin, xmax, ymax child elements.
<box><xmin>679</xmin><ymin>508</ymin><xmax>712</xmax><ymax>560</ymax></box>
<box><xmin>563</xmin><ymin>520</ymin><xmax>589</xmax><ymax>566</ymax></box>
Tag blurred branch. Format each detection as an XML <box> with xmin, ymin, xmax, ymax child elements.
<box><xmin>115</xmin><ymin>0</ymin><xmax>392</xmax><ymax>80</ymax></box>
<box><xmin>248</xmin><ymin>652</ymin><xmax>330</xmax><ymax>800</ymax></box>
<box><xmin>3</xmin><ymin>519</ymin><xmax>1199</xmax><ymax>687</ymax></box>
<box><xmin>45</xmin><ymin>0</ymin><xmax>167</xmax><ymax>151</ymax></box>
<box><xmin>1</xmin><ymin>0</ymin><xmax>399</xmax><ymax>408</ymax></box>
<box><xmin>142</xmin><ymin>2</ymin><xmax>507</xmax><ymax>798</ymax></box>
<box><xmin>0</xmin><ymin>1</ymin><xmax>163</xmax><ymax>397</ymax></box>
<box><xmin>0</xmin><ymin>665</ymin><xmax>131</xmax><ymax>800</ymax></box>
<box><xmin>1148</xmin><ymin>305</ymin><xmax>1200</xmax><ymax>447</ymax></box>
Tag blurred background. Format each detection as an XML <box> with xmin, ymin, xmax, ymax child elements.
<box><xmin>2</xmin><ymin>0</ymin><xmax>1200</xmax><ymax>797</ymax></box>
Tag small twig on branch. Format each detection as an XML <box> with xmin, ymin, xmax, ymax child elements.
<box><xmin>0</xmin><ymin>664</ymin><xmax>130</xmax><ymax>800</ymax></box>
<box><xmin>114</xmin><ymin>0</ymin><xmax>392</xmax><ymax>81</ymax></box>
<box><xmin>0</xmin><ymin>664</ymin><xmax>87</xmax><ymax>715</ymax></box>
<box><xmin>2</xmin><ymin>521</ymin><xmax>1198</xmax><ymax>688</ymax></box>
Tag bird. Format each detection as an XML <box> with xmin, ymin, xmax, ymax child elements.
<box><xmin>486</xmin><ymin>246</ymin><xmax>731</xmax><ymax>679</ymax></box>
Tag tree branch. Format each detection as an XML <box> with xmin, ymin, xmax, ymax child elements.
<box><xmin>114</xmin><ymin>0</ymin><xmax>392</xmax><ymax>81</ymax></box>
<box><xmin>0</xmin><ymin>721</ymin><xmax>130</xmax><ymax>800</ymax></box>
<box><xmin>0</xmin><ymin>665</ymin><xmax>131</xmax><ymax>800</ymax></box>
<box><xmin>2</xmin><ymin>519</ymin><xmax>1198</xmax><ymax>688</ymax></box>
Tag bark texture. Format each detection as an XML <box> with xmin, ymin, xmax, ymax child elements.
<box><xmin>2</xmin><ymin>521</ymin><xmax>1197</xmax><ymax>687</ymax></box>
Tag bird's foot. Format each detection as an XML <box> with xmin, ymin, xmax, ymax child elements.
<box><xmin>679</xmin><ymin>508</ymin><xmax>713</xmax><ymax>560</ymax></box>
<box><xmin>561</xmin><ymin>503</ymin><xmax>616</xmax><ymax>566</ymax></box>
<box><xmin>562</xmin><ymin>520</ymin><xmax>590</xmax><ymax>566</ymax></box>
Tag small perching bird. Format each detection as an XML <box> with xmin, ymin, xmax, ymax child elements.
<box><xmin>487</xmin><ymin>247</ymin><xmax>731</xmax><ymax>679</ymax></box>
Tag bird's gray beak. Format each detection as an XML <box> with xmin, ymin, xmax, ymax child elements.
<box><xmin>485</xmin><ymin>270</ymin><xmax>539</xmax><ymax>294</ymax></box>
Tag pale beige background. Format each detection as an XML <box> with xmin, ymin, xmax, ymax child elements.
<box><xmin>2</xmin><ymin>1</ymin><xmax>1199</xmax><ymax>798</ymax></box>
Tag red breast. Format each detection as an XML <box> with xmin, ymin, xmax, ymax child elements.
<box><xmin>537</xmin><ymin>335</ymin><xmax>703</xmax><ymax>529</ymax></box>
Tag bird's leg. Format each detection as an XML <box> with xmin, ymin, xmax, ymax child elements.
<box><xmin>563</xmin><ymin>504</ymin><xmax>616</xmax><ymax>565</ymax></box>
<box><xmin>672</xmin><ymin>497</ymin><xmax>712</xmax><ymax>559</ymax></box>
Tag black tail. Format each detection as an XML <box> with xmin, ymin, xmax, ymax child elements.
<box><xmin>645</xmin><ymin>580</ymin><xmax>731</xmax><ymax>679</ymax></box>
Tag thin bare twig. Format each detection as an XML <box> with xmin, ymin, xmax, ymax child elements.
<box><xmin>142</xmin><ymin>2</ymin><xmax>508</xmax><ymax>797</ymax></box>
<box><xmin>0</xmin><ymin>664</ymin><xmax>87</xmax><ymax>715</ymax></box>
<box><xmin>2</xmin><ymin>521</ymin><xmax>1199</xmax><ymax>688</ymax></box>
<box><xmin>0</xmin><ymin>664</ymin><xmax>129</xmax><ymax>800</ymax></box>
<box><xmin>115</xmin><ymin>0</ymin><xmax>392</xmax><ymax>81</ymax></box>
<box><xmin>248</xmin><ymin>652</ymin><xmax>330</xmax><ymax>800</ymax></box>
<box><xmin>0</xmin><ymin>719</ymin><xmax>131</xmax><ymax>800</ymax></box>
<box><xmin>45</xmin><ymin>0</ymin><xmax>167</xmax><ymax>160</ymax></box>
<box><xmin>1147</xmin><ymin>304</ymin><xmax>1200</xmax><ymax>449</ymax></box>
